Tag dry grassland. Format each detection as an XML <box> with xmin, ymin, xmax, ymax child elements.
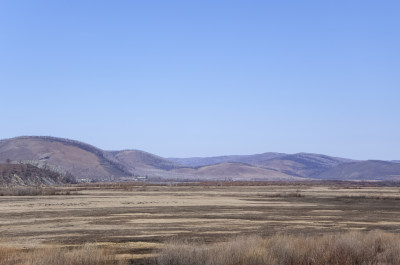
<box><xmin>158</xmin><ymin>231</ymin><xmax>400</xmax><ymax>265</ymax></box>
<box><xmin>1</xmin><ymin>183</ymin><xmax>400</xmax><ymax>264</ymax></box>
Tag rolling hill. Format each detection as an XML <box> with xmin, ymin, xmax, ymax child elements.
<box><xmin>171</xmin><ymin>152</ymin><xmax>354</xmax><ymax>178</ymax></box>
<box><xmin>314</xmin><ymin>160</ymin><xmax>400</xmax><ymax>181</ymax></box>
<box><xmin>171</xmin><ymin>162</ymin><xmax>305</xmax><ymax>181</ymax></box>
<box><xmin>0</xmin><ymin>136</ymin><xmax>130</xmax><ymax>180</ymax></box>
<box><xmin>254</xmin><ymin>153</ymin><xmax>354</xmax><ymax>178</ymax></box>
<box><xmin>109</xmin><ymin>149</ymin><xmax>182</xmax><ymax>176</ymax></box>
<box><xmin>0</xmin><ymin>136</ymin><xmax>185</xmax><ymax>181</ymax></box>
<box><xmin>169</xmin><ymin>152</ymin><xmax>285</xmax><ymax>167</ymax></box>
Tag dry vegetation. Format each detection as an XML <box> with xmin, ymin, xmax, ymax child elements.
<box><xmin>0</xmin><ymin>186</ymin><xmax>78</xmax><ymax>196</ymax></box>
<box><xmin>158</xmin><ymin>231</ymin><xmax>400</xmax><ymax>265</ymax></box>
<box><xmin>1</xmin><ymin>182</ymin><xmax>400</xmax><ymax>264</ymax></box>
<box><xmin>0</xmin><ymin>244</ymin><xmax>127</xmax><ymax>265</ymax></box>
<box><xmin>1</xmin><ymin>232</ymin><xmax>400</xmax><ymax>265</ymax></box>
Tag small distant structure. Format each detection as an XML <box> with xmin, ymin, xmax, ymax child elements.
<box><xmin>135</xmin><ymin>176</ymin><xmax>148</xmax><ymax>181</ymax></box>
<box><xmin>118</xmin><ymin>175</ymin><xmax>148</xmax><ymax>182</ymax></box>
<box><xmin>77</xmin><ymin>178</ymin><xmax>91</xmax><ymax>183</ymax></box>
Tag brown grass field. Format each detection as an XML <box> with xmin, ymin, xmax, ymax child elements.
<box><xmin>1</xmin><ymin>182</ymin><xmax>400</xmax><ymax>264</ymax></box>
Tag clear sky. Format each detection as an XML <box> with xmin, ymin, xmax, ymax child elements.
<box><xmin>0</xmin><ymin>1</ymin><xmax>399</xmax><ymax>160</ymax></box>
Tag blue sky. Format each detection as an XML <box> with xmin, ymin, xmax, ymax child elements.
<box><xmin>0</xmin><ymin>1</ymin><xmax>399</xmax><ymax>160</ymax></box>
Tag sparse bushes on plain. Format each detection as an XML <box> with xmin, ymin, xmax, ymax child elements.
<box><xmin>0</xmin><ymin>244</ymin><xmax>127</xmax><ymax>265</ymax></box>
<box><xmin>262</xmin><ymin>192</ymin><xmax>304</xmax><ymax>198</ymax></box>
<box><xmin>0</xmin><ymin>186</ymin><xmax>77</xmax><ymax>196</ymax></box>
<box><xmin>337</xmin><ymin>195</ymin><xmax>400</xmax><ymax>200</ymax></box>
<box><xmin>157</xmin><ymin>231</ymin><xmax>400</xmax><ymax>265</ymax></box>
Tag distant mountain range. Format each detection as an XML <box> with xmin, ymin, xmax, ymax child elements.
<box><xmin>0</xmin><ymin>136</ymin><xmax>399</xmax><ymax>182</ymax></box>
<box><xmin>169</xmin><ymin>153</ymin><xmax>354</xmax><ymax>178</ymax></box>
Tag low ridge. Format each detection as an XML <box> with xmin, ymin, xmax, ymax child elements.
<box><xmin>0</xmin><ymin>163</ymin><xmax>75</xmax><ymax>186</ymax></box>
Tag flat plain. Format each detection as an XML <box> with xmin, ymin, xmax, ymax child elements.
<box><xmin>1</xmin><ymin>183</ymin><xmax>400</xmax><ymax>263</ymax></box>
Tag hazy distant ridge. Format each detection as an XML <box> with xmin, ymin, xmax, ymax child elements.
<box><xmin>169</xmin><ymin>152</ymin><xmax>285</xmax><ymax>168</ymax></box>
<box><xmin>170</xmin><ymin>152</ymin><xmax>354</xmax><ymax>178</ymax></box>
